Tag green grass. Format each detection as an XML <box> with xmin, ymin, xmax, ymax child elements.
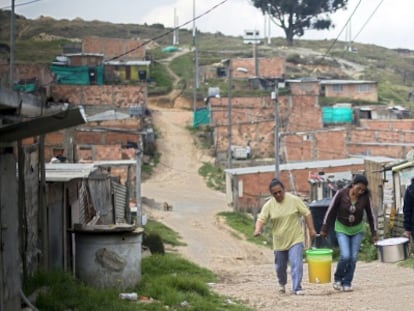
<box><xmin>23</xmin><ymin>218</ymin><xmax>252</xmax><ymax>311</ymax></box>
<box><xmin>398</xmin><ymin>256</ymin><xmax>414</xmax><ymax>268</ymax></box>
<box><xmin>23</xmin><ymin>254</ymin><xmax>251</xmax><ymax>311</ymax></box>
<box><xmin>147</xmin><ymin>61</ymin><xmax>173</xmax><ymax>95</ymax></box>
<box><xmin>144</xmin><ymin>219</ymin><xmax>186</xmax><ymax>247</ymax></box>
<box><xmin>217</xmin><ymin>211</ymin><xmax>272</xmax><ymax>248</ymax></box>
<box><xmin>198</xmin><ymin>162</ymin><xmax>225</xmax><ymax>192</ymax></box>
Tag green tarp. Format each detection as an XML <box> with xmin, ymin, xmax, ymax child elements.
<box><xmin>162</xmin><ymin>46</ymin><xmax>180</xmax><ymax>52</ymax></box>
<box><xmin>193</xmin><ymin>107</ymin><xmax>210</xmax><ymax>127</ymax></box>
<box><xmin>50</xmin><ymin>65</ymin><xmax>104</xmax><ymax>85</ymax></box>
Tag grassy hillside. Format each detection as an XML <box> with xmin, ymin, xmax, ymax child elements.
<box><xmin>1</xmin><ymin>10</ymin><xmax>413</xmax><ymax>107</ymax></box>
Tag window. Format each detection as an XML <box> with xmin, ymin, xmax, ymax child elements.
<box><xmin>356</xmin><ymin>84</ymin><xmax>371</xmax><ymax>93</ymax></box>
<box><xmin>332</xmin><ymin>85</ymin><xmax>343</xmax><ymax>92</ymax></box>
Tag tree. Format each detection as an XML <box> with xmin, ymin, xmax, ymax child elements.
<box><xmin>251</xmin><ymin>0</ymin><xmax>349</xmax><ymax>46</ymax></box>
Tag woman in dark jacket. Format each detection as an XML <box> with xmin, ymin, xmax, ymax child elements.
<box><xmin>403</xmin><ymin>178</ymin><xmax>414</xmax><ymax>240</ymax></box>
<box><xmin>320</xmin><ymin>174</ymin><xmax>377</xmax><ymax>292</ymax></box>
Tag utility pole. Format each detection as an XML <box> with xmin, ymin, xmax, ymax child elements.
<box><xmin>272</xmin><ymin>85</ymin><xmax>279</xmax><ymax>178</ymax></box>
<box><xmin>173</xmin><ymin>8</ymin><xmax>179</xmax><ymax>45</ymax></box>
<box><xmin>135</xmin><ymin>139</ymin><xmax>143</xmax><ymax>227</ymax></box>
<box><xmin>9</xmin><ymin>0</ymin><xmax>15</xmax><ymax>86</ymax></box>
<box><xmin>227</xmin><ymin>60</ymin><xmax>232</xmax><ymax>169</ymax></box>
<box><xmin>192</xmin><ymin>0</ymin><xmax>199</xmax><ymax>112</ymax></box>
<box><xmin>267</xmin><ymin>3</ymin><xmax>271</xmax><ymax>45</ymax></box>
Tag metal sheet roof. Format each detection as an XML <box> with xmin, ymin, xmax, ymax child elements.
<box><xmin>225</xmin><ymin>156</ymin><xmax>396</xmax><ymax>176</ymax></box>
<box><xmin>104</xmin><ymin>60</ymin><xmax>151</xmax><ymax>66</ymax></box>
<box><xmin>319</xmin><ymin>79</ymin><xmax>376</xmax><ymax>85</ymax></box>
<box><xmin>87</xmin><ymin>109</ymin><xmax>130</xmax><ymax>122</ymax></box>
<box><xmin>45</xmin><ymin>160</ymin><xmax>137</xmax><ymax>182</ymax></box>
<box><xmin>45</xmin><ymin>163</ymin><xmax>97</xmax><ymax>182</ymax></box>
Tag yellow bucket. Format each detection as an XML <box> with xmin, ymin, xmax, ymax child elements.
<box><xmin>305</xmin><ymin>248</ymin><xmax>333</xmax><ymax>284</ymax></box>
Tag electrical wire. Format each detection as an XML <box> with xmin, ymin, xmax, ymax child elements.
<box><xmin>352</xmin><ymin>0</ymin><xmax>385</xmax><ymax>42</ymax></box>
<box><xmin>107</xmin><ymin>0</ymin><xmax>229</xmax><ymax>61</ymax></box>
<box><xmin>0</xmin><ymin>0</ymin><xmax>42</xmax><ymax>9</ymax></box>
<box><xmin>310</xmin><ymin>0</ymin><xmax>364</xmax><ymax>74</ymax></box>
<box><xmin>16</xmin><ymin>0</ymin><xmax>229</xmax><ymax>87</ymax></box>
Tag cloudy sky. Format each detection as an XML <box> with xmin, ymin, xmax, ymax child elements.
<box><xmin>1</xmin><ymin>0</ymin><xmax>413</xmax><ymax>50</ymax></box>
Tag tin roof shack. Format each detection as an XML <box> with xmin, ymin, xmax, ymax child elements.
<box><xmin>378</xmin><ymin>159</ymin><xmax>414</xmax><ymax>240</ymax></box>
<box><xmin>308</xmin><ymin>171</ymin><xmax>352</xmax><ymax>201</ymax></box>
<box><xmin>0</xmin><ymin>87</ymin><xmax>86</xmax><ymax>311</ymax></box>
<box><xmin>45</xmin><ymin>161</ymin><xmax>144</xmax><ymax>289</ymax></box>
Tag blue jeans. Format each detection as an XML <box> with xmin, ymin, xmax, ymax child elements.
<box><xmin>335</xmin><ymin>231</ymin><xmax>364</xmax><ymax>287</ymax></box>
<box><xmin>274</xmin><ymin>242</ymin><xmax>304</xmax><ymax>292</ymax></box>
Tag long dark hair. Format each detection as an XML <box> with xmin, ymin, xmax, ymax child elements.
<box><xmin>269</xmin><ymin>178</ymin><xmax>284</xmax><ymax>192</ymax></box>
<box><xmin>350</xmin><ymin>174</ymin><xmax>370</xmax><ymax>196</ymax></box>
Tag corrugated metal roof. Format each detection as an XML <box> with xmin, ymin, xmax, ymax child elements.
<box><xmin>225</xmin><ymin>156</ymin><xmax>396</xmax><ymax>176</ymax></box>
<box><xmin>94</xmin><ymin>160</ymin><xmax>136</xmax><ymax>167</ymax></box>
<box><xmin>320</xmin><ymin>79</ymin><xmax>376</xmax><ymax>85</ymax></box>
<box><xmin>87</xmin><ymin>109</ymin><xmax>130</xmax><ymax>122</ymax></box>
<box><xmin>104</xmin><ymin>60</ymin><xmax>151</xmax><ymax>66</ymax></box>
<box><xmin>45</xmin><ymin>163</ymin><xmax>97</xmax><ymax>182</ymax></box>
<box><xmin>45</xmin><ymin>160</ymin><xmax>137</xmax><ymax>182</ymax></box>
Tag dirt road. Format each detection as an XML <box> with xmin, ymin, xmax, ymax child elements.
<box><xmin>141</xmin><ymin>106</ymin><xmax>414</xmax><ymax>311</ymax></box>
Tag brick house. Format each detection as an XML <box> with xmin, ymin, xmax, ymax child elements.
<box><xmin>231</xmin><ymin>57</ymin><xmax>285</xmax><ymax>79</ymax></box>
<box><xmin>82</xmin><ymin>36</ymin><xmax>146</xmax><ymax>60</ymax></box>
<box><xmin>201</xmin><ymin>57</ymin><xmax>285</xmax><ymax>82</ymax></box>
<box><xmin>224</xmin><ymin>156</ymin><xmax>395</xmax><ymax>211</ymax></box>
<box><xmin>320</xmin><ymin>79</ymin><xmax>378</xmax><ymax>102</ymax></box>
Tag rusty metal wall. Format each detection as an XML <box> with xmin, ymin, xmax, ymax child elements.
<box><xmin>0</xmin><ymin>151</ymin><xmax>21</xmax><ymax>310</ymax></box>
<box><xmin>88</xmin><ymin>175</ymin><xmax>114</xmax><ymax>224</ymax></box>
<box><xmin>112</xmin><ymin>180</ymin><xmax>127</xmax><ymax>224</ymax></box>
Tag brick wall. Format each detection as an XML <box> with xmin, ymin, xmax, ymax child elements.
<box><xmin>50</xmin><ymin>84</ymin><xmax>146</xmax><ymax>107</ymax></box>
<box><xmin>231</xmin><ymin>57</ymin><xmax>285</xmax><ymax>79</ymax></box>
<box><xmin>210</xmin><ymin>96</ymin><xmax>276</xmax><ymax>157</ymax></box>
<box><xmin>82</xmin><ymin>36</ymin><xmax>146</xmax><ymax>60</ymax></box>
<box><xmin>360</xmin><ymin>119</ymin><xmax>414</xmax><ymax>130</ymax></box>
<box><xmin>0</xmin><ymin>64</ymin><xmax>54</xmax><ymax>87</ymax></box>
<box><xmin>324</xmin><ymin>83</ymin><xmax>378</xmax><ymax>102</ymax></box>
<box><xmin>285</xmin><ymin>94</ymin><xmax>322</xmax><ymax>132</ymax></box>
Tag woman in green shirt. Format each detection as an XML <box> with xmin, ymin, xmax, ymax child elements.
<box><xmin>320</xmin><ymin>174</ymin><xmax>377</xmax><ymax>292</ymax></box>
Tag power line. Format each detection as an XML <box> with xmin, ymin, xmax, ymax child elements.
<box><xmin>352</xmin><ymin>0</ymin><xmax>385</xmax><ymax>42</ymax></box>
<box><xmin>108</xmin><ymin>0</ymin><xmax>229</xmax><ymax>61</ymax></box>
<box><xmin>311</xmin><ymin>0</ymin><xmax>363</xmax><ymax>74</ymax></box>
<box><xmin>1</xmin><ymin>0</ymin><xmax>42</xmax><ymax>9</ymax></box>
<box><xmin>30</xmin><ymin>0</ymin><xmax>229</xmax><ymax>87</ymax></box>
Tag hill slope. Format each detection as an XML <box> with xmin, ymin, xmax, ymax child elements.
<box><xmin>1</xmin><ymin>11</ymin><xmax>413</xmax><ymax>107</ymax></box>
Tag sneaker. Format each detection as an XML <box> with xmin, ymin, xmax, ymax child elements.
<box><xmin>294</xmin><ymin>290</ymin><xmax>305</xmax><ymax>296</ymax></box>
<box><xmin>333</xmin><ymin>281</ymin><xmax>342</xmax><ymax>291</ymax></box>
<box><xmin>278</xmin><ymin>284</ymin><xmax>286</xmax><ymax>294</ymax></box>
<box><xmin>343</xmin><ymin>285</ymin><xmax>353</xmax><ymax>292</ymax></box>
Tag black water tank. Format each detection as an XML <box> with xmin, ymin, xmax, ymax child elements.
<box><xmin>138</xmin><ymin>70</ymin><xmax>147</xmax><ymax>81</ymax></box>
<box><xmin>308</xmin><ymin>197</ymin><xmax>337</xmax><ymax>248</ymax></box>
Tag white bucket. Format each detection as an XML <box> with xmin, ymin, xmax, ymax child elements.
<box><xmin>375</xmin><ymin>237</ymin><xmax>409</xmax><ymax>263</ymax></box>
